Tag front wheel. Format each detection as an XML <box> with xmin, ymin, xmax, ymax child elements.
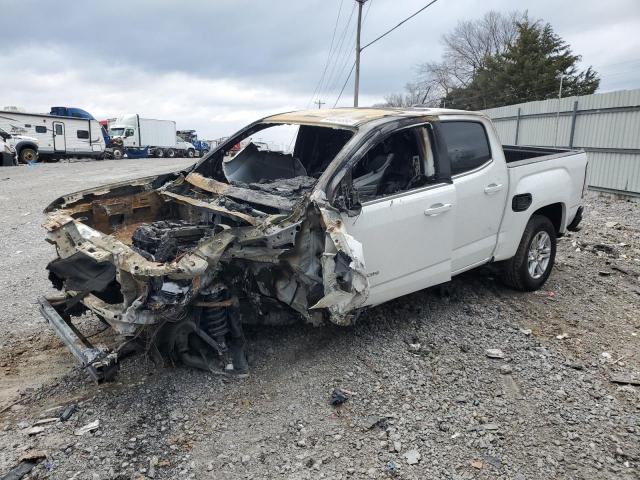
<box><xmin>186</xmin><ymin>148</ymin><xmax>195</xmax><ymax>158</ymax></box>
<box><xmin>501</xmin><ymin>215</ymin><xmax>556</xmax><ymax>291</ymax></box>
<box><xmin>19</xmin><ymin>148</ymin><xmax>38</xmax><ymax>164</ymax></box>
<box><xmin>112</xmin><ymin>147</ymin><xmax>124</xmax><ymax>160</ymax></box>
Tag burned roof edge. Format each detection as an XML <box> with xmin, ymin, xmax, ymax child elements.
<box><xmin>264</xmin><ymin>107</ymin><xmax>480</xmax><ymax>128</ymax></box>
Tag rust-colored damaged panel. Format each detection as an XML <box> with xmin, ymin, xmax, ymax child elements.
<box><xmin>159</xmin><ymin>190</ymin><xmax>259</xmax><ymax>225</ymax></box>
<box><xmin>186</xmin><ymin>173</ymin><xmax>296</xmax><ymax>211</ymax></box>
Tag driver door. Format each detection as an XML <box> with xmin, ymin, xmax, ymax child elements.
<box><xmin>339</xmin><ymin>125</ymin><xmax>455</xmax><ymax>306</ymax></box>
<box><xmin>125</xmin><ymin>128</ymin><xmax>136</xmax><ymax>147</ymax></box>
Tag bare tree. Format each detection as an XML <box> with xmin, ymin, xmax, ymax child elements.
<box><xmin>439</xmin><ymin>10</ymin><xmax>523</xmax><ymax>86</ymax></box>
<box><xmin>405</xmin><ymin>10</ymin><xmax>524</xmax><ymax>104</ymax></box>
<box><xmin>381</xmin><ymin>82</ymin><xmax>440</xmax><ymax>107</ymax></box>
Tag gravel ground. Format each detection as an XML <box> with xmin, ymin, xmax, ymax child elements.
<box><xmin>0</xmin><ymin>160</ymin><xmax>638</xmax><ymax>480</ymax></box>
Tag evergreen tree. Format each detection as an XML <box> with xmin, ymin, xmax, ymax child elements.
<box><xmin>443</xmin><ymin>18</ymin><xmax>599</xmax><ymax>110</ymax></box>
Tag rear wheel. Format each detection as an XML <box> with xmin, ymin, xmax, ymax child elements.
<box><xmin>166</xmin><ymin>148</ymin><xmax>175</xmax><ymax>158</ymax></box>
<box><xmin>155</xmin><ymin>148</ymin><xmax>164</xmax><ymax>158</ymax></box>
<box><xmin>19</xmin><ymin>147</ymin><xmax>37</xmax><ymax>164</ymax></box>
<box><xmin>502</xmin><ymin>215</ymin><xmax>556</xmax><ymax>291</ymax></box>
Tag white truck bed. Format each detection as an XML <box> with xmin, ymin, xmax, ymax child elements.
<box><xmin>493</xmin><ymin>146</ymin><xmax>588</xmax><ymax>262</ymax></box>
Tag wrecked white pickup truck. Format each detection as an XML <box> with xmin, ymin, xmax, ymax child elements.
<box><xmin>40</xmin><ymin>108</ymin><xmax>587</xmax><ymax>381</ymax></box>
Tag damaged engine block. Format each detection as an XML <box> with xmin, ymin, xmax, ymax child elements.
<box><xmin>132</xmin><ymin>220</ymin><xmax>211</xmax><ymax>262</ymax></box>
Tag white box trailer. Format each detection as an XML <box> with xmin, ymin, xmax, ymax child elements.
<box><xmin>108</xmin><ymin>114</ymin><xmax>194</xmax><ymax>158</ymax></box>
<box><xmin>0</xmin><ymin>110</ymin><xmax>105</xmax><ymax>162</ymax></box>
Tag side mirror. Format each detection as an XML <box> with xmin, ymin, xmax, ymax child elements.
<box><xmin>0</xmin><ymin>132</ymin><xmax>11</xmax><ymax>140</ymax></box>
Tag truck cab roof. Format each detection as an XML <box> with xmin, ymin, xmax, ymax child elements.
<box><xmin>264</xmin><ymin>107</ymin><xmax>484</xmax><ymax>129</ymax></box>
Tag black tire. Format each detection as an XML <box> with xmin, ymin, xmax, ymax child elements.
<box><xmin>155</xmin><ymin>148</ymin><xmax>164</xmax><ymax>158</ymax></box>
<box><xmin>19</xmin><ymin>147</ymin><xmax>38</xmax><ymax>164</ymax></box>
<box><xmin>112</xmin><ymin>147</ymin><xmax>124</xmax><ymax>160</ymax></box>
<box><xmin>186</xmin><ymin>148</ymin><xmax>195</xmax><ymax>158</ymax></box>
<box><xmin>201</xmin><ymin>149</ymin><xmax>209</xmax><ymax>156</ymax></box>
<box><xmin>501</xmin><ymin>214</ymin><xmax>556</xmax><ymax>291</ymax></box>
<box><xmin>166</xmin><ymin>148</ymin><xmax>176</xmax><ymax>158</ymax></box>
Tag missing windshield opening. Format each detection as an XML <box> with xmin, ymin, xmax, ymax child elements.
<box><xmin>196</xmin><ymin>122</ymin><xmax>353</xmax><ymax>187</ymax></box>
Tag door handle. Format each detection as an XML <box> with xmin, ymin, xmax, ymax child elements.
<box><xmin>424</xmin><ymin>203</ymin><xmax>452</xmax><ymax>216</ymax></box>
<box><xmin>484</xmin><ymin>183</ymin><xmax>504</xmax><ymax>194</ymax></box>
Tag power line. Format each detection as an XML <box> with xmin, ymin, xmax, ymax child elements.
<box><xmin>316</xmin><ymin>0</ymin><xmax>346</xmax><ymax>99</ymax></box>
<box><xmin>363</xmin><ymin>0</ymin><xmax>373</xmax><ymax>22</ymax></box>
<box><xmin>307</xmin><ymin>0</ymin><xmax>346</xmax><ymax>108</ymax></box>
<box><xmin>327</xmin><ymin>31</ymin><xmax>357</xmax><ymax>94</ymax></box>
<box><xmin>322</xmin><ymin>3</ymin><xmax>358</xmax><ymax>100</ymax></box>
<box><xmin>330</xmin><ymin>0</ymin><xmax>373</xmax><ymax>106</ymax></box>
<box><xmin>360</xmin><ymin>0</ymin><xmax>440</xmax><ymax>51</ymax></box>
<box><xmin>334</xmin><ymin>61</ymin><xmax>356</xmax><ymax>107</ymax></box>
<box><xmin>353</xmin><ymin>0</ymin><xmax>440</xmax><ymax>106</ymax></box>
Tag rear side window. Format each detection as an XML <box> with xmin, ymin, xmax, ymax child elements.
<box><xmin>35</xmin><ymin>126</ymin><xmax>46</xmax><ymax>134</ymax></box>
<box><xmin>77</xmin><ymin>130</ymin><xmax>89</xmax><ymax>139</ymax></box>
<box><xmin>439</xmin><ymin>121</ymin><xmax>491</xmax><ymax>175</ymax></box>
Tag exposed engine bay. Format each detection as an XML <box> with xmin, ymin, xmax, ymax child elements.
<box><xmin>40</xmin><ymin>116</ymin><xmax>370</xmax><ymax>382</ymax></box>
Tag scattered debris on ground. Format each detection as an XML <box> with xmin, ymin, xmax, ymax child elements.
<box><xmin>329</xmin><ymin>387</ymin><xmax>352</xmax><ymax>406</ymax></box>
<box><xmin>73</xmin><ymin>419</ymin><xmax>99</xmax><ymax>436</ymax></box>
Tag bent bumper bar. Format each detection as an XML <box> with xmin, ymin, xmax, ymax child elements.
<box><xmin>38</xmin><ymin>296</ymin><xmax>118</xmax><ymax>383</ymax></box>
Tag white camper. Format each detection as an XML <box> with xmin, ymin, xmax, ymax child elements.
<box><xmin>0</xmin><ymin>109</ymin><xmax>105</xmax><ymax>162</ymax></box>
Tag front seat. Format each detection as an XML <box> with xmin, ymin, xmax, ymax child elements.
<box><xmin>352</xmin><ymin>152</ymin><xmax>395</xmax><ymax>198</ymax></box>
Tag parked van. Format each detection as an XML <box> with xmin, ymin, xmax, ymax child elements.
<box><xmin>0</xmin><ymin>108</ymin><xmax>105</xmax><ymax>162</ymax></box>
<box><xmin>0</xmin><ymin>125</ymin><xmax>38</xmax><ymax>163</ymax></box>
<box><xmin>0</xmin><ymin>128</ymin><xmax>17</xmax><ymax>166</ymax></box>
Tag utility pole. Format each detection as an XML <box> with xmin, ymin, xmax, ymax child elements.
<box><xmin>314</xmin><ymin>99</ymin><xmax>325</xmax><ymax>109</ymax></box>
<box><xmin>554</xmin><ymin>74</ymin><xmax>564</xmax><ymax>147</ymax></box>
<box><xmin>353</xmin><ymin>0</ymin><xmax>366</xmax><ymax>107</ymax></box>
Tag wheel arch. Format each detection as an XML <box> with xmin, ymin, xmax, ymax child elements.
<box><xmin>17</xmin><ymin>141</ymin><xmax>39</xmax><ymax>156</ymax></box>
<box><xmin>530</xmin><ymin>202</ymin><xmax>565</xmax><ymax>235</ymax></box>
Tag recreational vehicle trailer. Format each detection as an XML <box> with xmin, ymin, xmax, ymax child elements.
<box><xmin>0</xmin><ymin>109</ymin><xmax>106</xmax><ymax>162</ymax></box>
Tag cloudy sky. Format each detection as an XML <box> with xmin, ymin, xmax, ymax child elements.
<box><xmin>3</xmin><ymin>0</ymin><xmax>640</xmax><ymax>138</ymax></box>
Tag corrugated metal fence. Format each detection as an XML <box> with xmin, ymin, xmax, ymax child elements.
<box><xmin>481</xmin><ymin>89</ymin><xmax>640</xmax><ymax>196</ymax></box>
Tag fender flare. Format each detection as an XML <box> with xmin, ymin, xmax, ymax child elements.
<box><xmin>16</xmin><ymin>141</ymin><xmax>39</xmax><ymax>156</ymax></box>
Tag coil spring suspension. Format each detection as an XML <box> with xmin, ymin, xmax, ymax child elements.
<box><xmin>201</xmin><ymin>292</ymin><xmax>229</xmax><ymax>351</ymax></box>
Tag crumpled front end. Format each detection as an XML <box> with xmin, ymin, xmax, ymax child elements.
<box><xmin>41</xmin><ymin>169</ymin><xmax>369</xmax><ymax>381</ymax></box>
